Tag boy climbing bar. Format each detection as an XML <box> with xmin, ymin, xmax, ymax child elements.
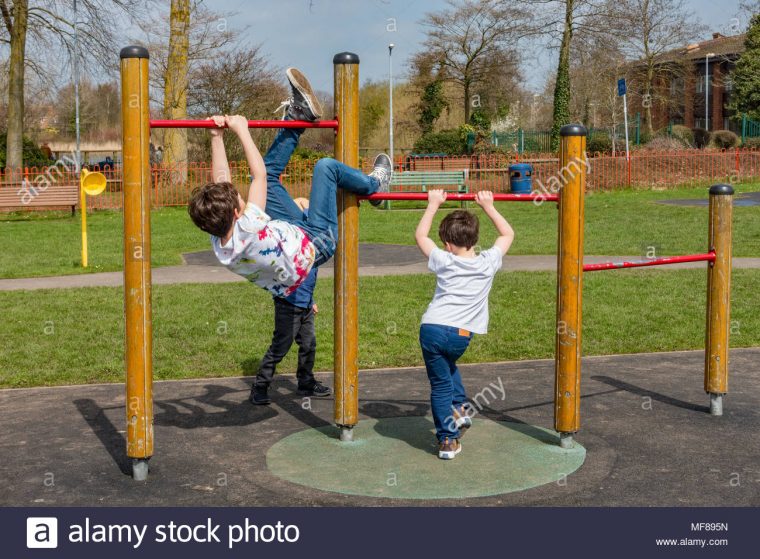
<box><xmin>415</xmin><ymin>190</ymin><xmax>515</xmax><ymax>460</ymax></box>
<box><xmin>188</xmin><ymin>67</ymin><xmax>392</xmax><ymax>296</ymax></box>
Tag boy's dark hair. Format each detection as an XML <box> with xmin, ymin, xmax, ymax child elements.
<box><xmin>188</xmin><ymin>182</ymin><xmax>240</xmax><ymax>237</ymax></box>
<box><xmin>439</xmin><ymin>210</ymin><xmax>479</xmax><ymax>249</ymax></box>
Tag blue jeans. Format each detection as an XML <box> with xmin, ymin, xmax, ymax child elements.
<box><xmin>262</xmin><ymin>127</ymin><xmax>379</xmax><ymax>266</ymax></box>
<box><xmin>419</xmin><ymin>323</ymin><xmax>473</xmax><ymax>441</ymax></box>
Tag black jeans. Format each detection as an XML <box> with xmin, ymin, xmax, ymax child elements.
<box><xmin>255</xmin><ymin>298</ymin><xmax>317</xmax><ymax>389</ymax></box>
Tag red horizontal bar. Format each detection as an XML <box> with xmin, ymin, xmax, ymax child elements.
<box><xmin>361</xmin><ymin>193</ymin><xmax>558</xmax><ymax>202</ymax></box>
<box><xmin>149</xmin><ymin>119</ymin><xmax>339</xmax><ymax>129</ymax></box>
<box><xmin>583</xmin><ymin>252</ymin><xmax>716</xmax><ymax>272</ymax></box>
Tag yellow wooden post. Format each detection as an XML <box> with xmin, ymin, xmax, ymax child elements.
<box><xmin>705</xmin><ymin>184</ymin><xmax>734</xmax><ymax>416</ymax></box>
<box><xmin>80</xmin><ymin>175</ymin><xmax>88</xmax><ymax>268</ymax></box>
<box><xmin>333</xmin><ymin>52</ymin><xmax>360</xmax><ymax>441</ymax></box>
<box><xmin>120</xmin><ymin>46</ymin><xmax>153</xmax><ymax>480</ymax></box>
<box><xmin>554</xmin><ymin>124</ymin><xmax>587</xmax><ymax>448</ymax></box>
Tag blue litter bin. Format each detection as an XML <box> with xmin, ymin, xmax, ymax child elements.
<box><xmin>509</xmin><ymin>163</ymin><xmax>533</xmax><ymax>194</ymax></box>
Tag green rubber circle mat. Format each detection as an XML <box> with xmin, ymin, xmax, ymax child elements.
<box><xmin>267</xmin><ymin>416</ymin><xmax>586</xmax><ymax>499</ymax></box>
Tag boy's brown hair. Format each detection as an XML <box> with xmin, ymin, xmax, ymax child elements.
<box><xmin>188</xmin><ymin>182</ymin><xmax>240</xmax><ymax>237</ymax></box>
<box><xmin>438</xmin><ymin>210</ymin><xmax>479</xmax><ymax>249</ymax></box>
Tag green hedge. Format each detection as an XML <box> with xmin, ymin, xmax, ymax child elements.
<box><xmin>0</xmin><ymin>133</ymin><xmax>52</xmax><ymax>169</ymax></box>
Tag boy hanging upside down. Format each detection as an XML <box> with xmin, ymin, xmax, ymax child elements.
<box><xmin>188</xmin><ymin>68</ymin><xmax>392</xmax><ymax>399</ymax></box>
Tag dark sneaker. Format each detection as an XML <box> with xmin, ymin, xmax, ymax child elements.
<box><xmin>368</xmin><ymin>153</ymin><xmax>392</xmax><ymax>207</ymax></box>
<box><xmin>275</xmin><ymin>67</ymin><xmax>323</xmax><ymax>121</ymax></box>
<box><xmin>297</xmin><ymin>381</ymin><xmax>332</xmax><ymax>398</ymax></box>
<box><xmin>438</xmin><ymin>437</ymin><xmax>461</xmax><ymax>460</ymax></box>
<box><xmin>452</xmin><ymin>405</ymin><xmax>472</xmax><ymax>438</ymax></box>
<box><xmin>249</xmin><ymin>385</ymin><xmax>271</xmax><ymax>405</ymax></box>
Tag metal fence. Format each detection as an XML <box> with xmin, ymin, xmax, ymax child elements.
<box><xmin>1</xmin><ymin>147</ymin><xmax>759</xmax><ymax>211</ymax></box>
<box><xmin>741</xmin><ymin>114</ymin><xmax>760</xmax><ymax>142</ymax></box>
<box><xmin>471</xmin><ymin>118</ymin><xmax>642</xmax><ymax>154</ymax></box>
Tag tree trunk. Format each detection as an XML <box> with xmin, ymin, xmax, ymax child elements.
<box><xmin>162</xmin><ymin>0</ymin><xmax>190</xmax><ymax>183</ymax></box>
<box><xmin>463</xmin><ymin>79</ymin><xmax>471</xmax><ymax>123</ymax></box>
<box><xmin>6</xmin><ymin>0</ymin><xmax>28</xmax><ymax>171</ymax></box>
<box><xmin>551</xmin><ymin>0</ymin><xmax>574</xmax><ymax>152</ymax></box>
<box><xmin>644</xmin><ymin>64</ymin><xmax>654</xmax><ymax>135</ymax></box>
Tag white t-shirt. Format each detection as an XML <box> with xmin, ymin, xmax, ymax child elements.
<box><xmin>212</xmin><ymin>202</ymin><xmax>316</xmax><ymax>297</ymax></box>
<box><xmin>420</xmin><ymin>247</ymin><xmax>503</xmax><ymax>334</ymax></box>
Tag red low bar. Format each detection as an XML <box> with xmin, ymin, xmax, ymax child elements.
<box><xmin>149</xmin><ymin>119</ymin><xmax>339</xmax><ymax>129</ymax></box>
<box><xmin>361</xmin><ymin>193</ymin><xmax>559</xmax><ymax>202</ymax></box>
<box><xmin>583</xmin><ymin>252</ymin><xmax>716</xmax><ymax>272</ymax></box>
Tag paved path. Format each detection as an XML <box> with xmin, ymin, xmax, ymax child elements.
<box><xmin>1</xmin><ymin>348</ymin><xmax>758</xmax><ymax>506</ymax></box>
<box><xmin>2</xmin><ymin>244</ymin><xmax>760</xmax><ymax>291</ymax></box>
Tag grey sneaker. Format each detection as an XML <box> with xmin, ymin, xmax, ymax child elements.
<box><xmin>275</xmin><ymin>67</ymin><xmax>323</xmax><ymax>121</ymax></box>
<box><xmin>452</xmin><ymin>405</ymin><xmax>472</xmax><ymax>438</ymax></box>
<box><xmin>368</xmin><ymin>153</ymin><xmax>392</xmax><ymax>207</ymax></box>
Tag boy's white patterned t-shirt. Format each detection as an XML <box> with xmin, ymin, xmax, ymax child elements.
<box><xmin>211</xmin><ymin>202</ymin><xmax>316</xmax><ymax>297</ymax></box>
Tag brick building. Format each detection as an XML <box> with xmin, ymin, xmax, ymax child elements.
<box><xmin>629</xmin><ymin>32</ymin><xmax>746</xmax><ymax>133</ymax></box>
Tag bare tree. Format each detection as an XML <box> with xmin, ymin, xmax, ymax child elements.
<box><xmin>134</xmin><ymin>0</ymin><xmax>237</xmax><ymax>177</ymax></box>
<box><xmin>606</xmin><ymin>0</ymin><xmax>705</xmax><ymax>135</ymax></box>
<box><xmin>189</xmin><ymin>46</ymin><xmax>280</xmax><ymax>116</ymax></box>
<box><xmin>0</xmin><ymin>0</ymin><xmax>150</xmax><ymax>169</ymax></box>
<box><xmin>524</xmin><ymin>0</ymin><xmax>614</xmax><ymax>149</ymax></box>
<box><xmin>570</xmin><ymin>33</ymin><xmax>626</xmax><ymax>128</ymax></box>
<box><xmin>2</xmin><ymin>0</ymin><xmax>27</xmax><ymax>170</ymax></box>
<box><xmin>163</xmin><ymin>0</ymin><xmax>190</xmax><ymax>177</ymax></box>
<box><xmin>188</xmin><ymin>45</ymin><xmax>287</xmax><ymax>161</ymax></box>
<box><xmin>417</xmin><ymin>0</ymin><xmax>530</xmax><ymax>124</ymax></box>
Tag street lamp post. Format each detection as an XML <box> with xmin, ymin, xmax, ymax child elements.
<box><xmin>388</xmin><ymin>43</ymin><xmax>394</xmax><ymax>170</ymax></box>
<box><xmin>74</xmin><ymin>0</ymin><xmax>81</xmax><ymax>173</ymax></box>
<box><xmin>705</xmin><ymin>52</ymin><xmax>715</xmax><ymax>131</ymax></box>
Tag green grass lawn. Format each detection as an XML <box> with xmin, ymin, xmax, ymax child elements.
<box><xmin>1</xmin><ymin>184</ymin><xmax>758</xmax><ymax>279</ymax></box>
<box><xmin>2</xmin><ymin>268</ymin><xmax>758</xmax><ymax>388</ymax></box>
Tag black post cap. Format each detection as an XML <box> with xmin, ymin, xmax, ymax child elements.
<box><xmin>333</xmin><ymin>52</ymin><xmax>360</xmax><ymax>65</ymax></box>
<box><xmin>709</xmin><ymin>184</ymin><xmax>735</xmax><ymax>196</ymax></box>
<box><xmin>120</xmin><ymin>46</ymin><xmax>149</xmax><ymax>59</ymax></box>
<box><xmin>560</xmin><ymin>123</ymin><xmax>588</xmax><ymax>136</ymax></box>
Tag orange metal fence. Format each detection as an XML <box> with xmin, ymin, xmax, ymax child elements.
<box><xmin>1</xmin><ymin>148</ymin><xmax>759</xmax><ymax>211</ymax></box>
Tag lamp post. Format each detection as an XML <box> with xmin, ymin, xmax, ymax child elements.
<box><xmin>705</xmin><ymin>52</ymin><xmax>715</xmax><ymax>131</ymax></box>
<box><xmin>74</xmin><ymin>0</ymin><xmax>81</xmax><ymax>173</ymax></box>
<box><xmin>388</xmin><ymin>43</ymin><xmax>394</xmax><ymax>170</ymax></box>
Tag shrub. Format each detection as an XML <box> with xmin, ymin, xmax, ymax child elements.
<box><xmin>655</xmin><ymin>124</ymin><xmax>694</xmax><ymax>147</ymax></box>
<box><xmin>472</xmin><ymin>142</ymin><xmax>513</xmax><ymax>156</ymax></box>
<box><xmin>468</xmin><ymin>109</ymin><xmax>491</xmax><ymax>130</ymax></box>
<box><xmin>643</xmin><ymin>136</ymin><xmax>690</xmax><ymax>151</ymax></box>
<box><xmin>413</xmin><ymin>128</ymin><xmax>469</xmax><ymax>155</ymax></box>
<box><xmin>741</xmin><ymin>136</ymin><xmax>760</xmax><ymax>148</ymax></box>
<box><xmin>291</xmin><ymin>146</ymin><xmax>331</xmax><ymax>161</ymax></box>
<box><xmin>586</xmin><ymin>133</ymin><xmax>612</xmax><ymax>154</ymax></box>
<box><xmin>710</xmin><ymin>129</ymin><xmax>740</xmax><ymax>149</ymax></box>
<box><xmin>0</xmin><ymin>133</ymin><xmax>52</xmax><ymax>169</ymax></box>
<box><xmin>693</xmin><ymin>128</ymin><xmax>712</xmax><ymax>148</ymax></box>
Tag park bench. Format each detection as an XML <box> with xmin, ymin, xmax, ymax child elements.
<box><xmin>404</xmin><ymin>153</ymin><xmax>448</xmax><ymax>171</ymax></box>
<box><xmin>0</xmin><ymin>182</ymin><xmax>79</xmax><ymax>214</ymax></box>
<box><xmin>387</xmin><ymin>169</ymin><xmax>469</xmax><ymax>208</ymax></box>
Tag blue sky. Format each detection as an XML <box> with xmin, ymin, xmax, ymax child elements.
<box><xmin>211</xmin><ymin>0</ymin><xmax>748</xmax><ymax>93</ymax></box>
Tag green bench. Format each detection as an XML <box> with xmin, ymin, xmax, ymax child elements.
<box><xmin>387</xmin><ymin>170</ymin><xmax>469</xmax><ymax>209</ymax></box>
